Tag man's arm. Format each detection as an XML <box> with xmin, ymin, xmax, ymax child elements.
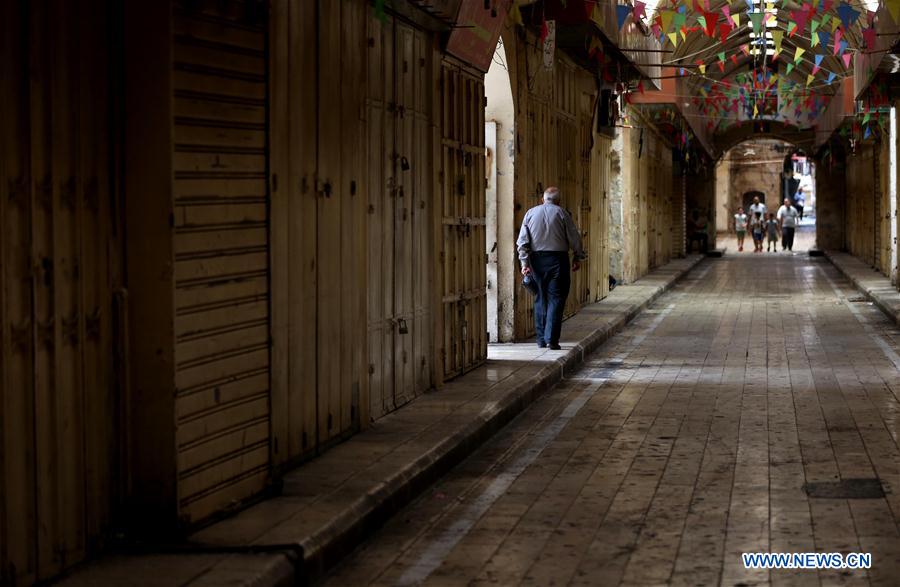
<box><xmin>516</xmin><ymin>211</ymin><xmax>532</xmax><ymax>272</ymax></box>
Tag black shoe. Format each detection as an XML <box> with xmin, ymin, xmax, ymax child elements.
<box><xmin>537</xmin><ymin>341</ymin><xmax>547</xmax><ymax>348</ymax></box>
<box><xmin>549</xmin><ymin>343</ymin><xmax>561</xmax><ymax>350</ymax></box>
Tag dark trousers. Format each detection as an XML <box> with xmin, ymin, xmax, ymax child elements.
<box><xmin>530</xmin><ymin>251</ymin><xmax>570</xmax><ymax>346</ymax></box>
<box><xmin>782</xmin><ymin>227</ymin><xmax>795</xmax><ymax>250</ymax></box>
<box><xmin>688</xmin><ymin>232</ymin><xmax>708</xmax><ymax>253</ymax></box>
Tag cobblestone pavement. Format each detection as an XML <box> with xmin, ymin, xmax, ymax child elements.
<box><xmin>324</xmin><ymin>255</ymin><xmax>900</xmax><ymax>587</ymax></box>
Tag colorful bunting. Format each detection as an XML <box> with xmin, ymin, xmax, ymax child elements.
<box><xmin>794</xmin><ymin>47</ymin><xmax>806</xmax><ymax>63</ymax></box>
<box><xmin>633</xmin><ymin>0</ymin><xmax>646</xmax><ymax>22</ymax></box>
<box><xmin>616</xmin><ymin>5</ymin><xmax>631</xmax><ymax>29</ymax></box>
<box><xmin>837</xmin><ymin>3</ymin><xmax>860</xmax><ymax>28</ymax></box>
<box><xmin>863</xmin><ymin>27</ymin><xmax>877</xmax><ymax>50</ymax></box>
<box><xmin>749</xmin><ymin>11</ymin><xmax>765</xmax><ymax>34</ymax></box>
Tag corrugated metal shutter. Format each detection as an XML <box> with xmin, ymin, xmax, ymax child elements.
<box><xmin>172</xmin><ymin>0</ymin><xmax>270</xmax><ymax>523</ymax></box>
<box><xmin>439</xmin><ymin>58</ymin><xmax>488</xmax><ymax>380</ymax></box>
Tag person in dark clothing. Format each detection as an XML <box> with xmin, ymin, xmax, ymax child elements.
<box><xmin>516</xmin><ymin>187</ymin><xmax>586</xmax><ymax>350</ymax></box>
<box><xmin>687</xmin><ymin>209</ymin><xmax>708</xmax><ymax>253</ymax></box>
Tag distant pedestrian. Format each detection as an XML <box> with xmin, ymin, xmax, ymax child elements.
<box><xmin>517</xmin><ymin>187</ymin><xmax>586</xmax><ymax>350</ymax></box>
<box><xmin>748</xmin><ymin>195</ymin><xmax>767</xmax><ymax>225</ymax></box>
<box><xmin>794</xmin><ymin>188</ymin><xmax>805</xmax><ymax>221</ymax></box>
<box><xmin>765</xmin><ymin>212</ymin><xmax>779</xmax><ymax>252</ymax></box>
<box><xmin>749</xmin><ymin>211</ymin><xmax>764</xmax><ymax>253</ymax></box>
<box><xmin>777</xmin><ymin>198</ymin><xmax>799</xmax><ymax>251</ymax></box>
<box><xmin>687</xmin><ymin>209</ymin><xmax>709</xmax><ymax>253</ymax></box>
<box><xmin>734</xmin><ymin>207</ymin><xmax>748</xmax><ymax>252</ymax></box>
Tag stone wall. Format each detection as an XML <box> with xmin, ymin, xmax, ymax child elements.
<box><xmin>717</xmin><ymin>140</ymin><xmax>791</xmax><ymax>230</ymax></box>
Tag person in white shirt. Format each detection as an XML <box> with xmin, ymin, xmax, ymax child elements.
<box><xmin>734</xmin><ymin>207</ymin><xmax>748</xmax><ymax>252</ymax></box>
<box><xmin>777</xmin><ymin>198</ymin><xmax>800</xmax><ymax>251</ymax></box>
<box><xmin>748</xmin><ymin>196</ymin><xmax>767</xmax><ymax>226</ymax></box>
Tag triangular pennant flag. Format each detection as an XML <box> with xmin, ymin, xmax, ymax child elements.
<box><xmin>699</xmin><ymin>63</ymin><xmax>706</xmax><ymax>74</ymax></box>
<box><xmin>589</xmin><ymin>4</ymin><xmax>604</xmax><ymax>27</ymax></box>
<box><xmin>705</xmin><ymin>12</ymin><xmax>719</xmax><ymax>37</ymax></box>
<box><xmin>787</xmin><ymin>62</ymin><xmax>795</xmax><ymax>75</ymax></box>
<box><xmin>745</xmin><ymin>0</ymin><xmax>754</xmax><ymax>10</ymax></box>
<box><xmin>813</xmin><ymin>54</ymin><xmax>824</xmax><ymax>74</ymax></box>
<box><xmin>668</xmin><ymin>32</ymin><xmax>679</xmax><ymax>46</ymax></box>
<box><xmin>863</xmin><ymin>27</ymin><xmax>877</xmax><ymax>50</ymax></box>
<box><xmin>633</xmin><ymin>1</ymin><xmax>646</xmax><ymax>21</ymax></box>
<box><xmin>790</xmin><ymin>10</ymin><xmax>809</xmax><ymax>36</ymax></box>
<box><xmin>827</xmin><ymin>71</ymin><xmax>837</xmax><ymax>83</ymax></box>
<box><xmin>865</xmin><ymin>125</ymin><xmax>872</xmax><ymax>140</ymax></box>
<box><xmin>731</xmin><ymin>54</ymin><xmax>739</xmax><ymax>65</ymax></box>
<box><xmin>772</xmin><ymin>29</ymin><xmax>784</xmax><ymax>53</ymax></box>
<box><xmin>819</xmin><ymin>31</ymin><xmax>831</xmax><ymax>49</ymax></box>
<box><xmin>718</xmin><ymin>60</ymin><xmax>725</xmax><ymax>72</ymax></box>
<box><xmin>812</xmin><ymin>31</ymin><xmax>820</xmax><ymax>47</ymax></box>
<box><xmin>838</xmin><ymin>40</ymin><xmax>849</xmax><ymax>56</ymax></box>
<box><xmin>722</xmin><ymin>5</ymin><xmax>732</xmax><ymax>27</ymax></box>
<box><xmin>732</xmin><ymin>13</ymin><xmax>741</xmax><ymax>28</ymax></box>
<box><xmin>807</xmin><ymin>74</ymin><xmax>815</xmax><ymax>86</ymax></box>
<box><xmin>863</xmin><ymin>112</ymin><xmax>871</xmax><ymax>125</ymax></box>
<box><xmin>508</xmin><ymin>0</ymin><xmax>523</xmax><ymax>25</ymax></box>
<box><xmin>888</xmin><ymin>0</ymin><xmax>900</xmax><ymax>25</ymax></box>
<box><xmin>661</xmin><ymin>10</ymin><xmax>675</xmax><ymax>32</ymax></box>
<box><xmin>749</xmin><ymin>12</ymin><xmax>765</xmax><ymax>34</ymax></box>
<box><xmin>811</xmin><ymin>19</ymin><xmax>820</xmax><ymax>33</ymax></box>
<box><xmin>787</xmin><ymin>21</ymin><xmax>797</xmax><ymax>36</ymax></box>
<box><xmin>837</xmin><ymin>3</ymin><xmax>860</xmax><ymax>28</ymax></box>
<box><xmin>673</xmin><ymin>12</ymin><xmax>687</xmax><ymax>29</ymax></box>
<box><xmin>616</xmin><ymin>5</ymin><xmax>631</xmax><ymax>29</ymax></box>
<box><xmin>794</xmin><ymin>46</ymin><xmax>806</xmax><ymax>62</ymax></box>
<box><xmin>831</xmin><ymin>16</ymin><xmax>841</xmax><ymax>31</ymax></box>
<box><xmin>719</xmin><ymin>23</ymin><xmax>731</xmax><ymax>43</ymax></box>
<box><xmin>834</xmin><ymin>28</ymin><xmax>843</xmax><ymax>55</ymax></box>
<box><xmin>843</xmin><ymin>52</ymin><xmax>852</xmax><ymax>68</ymax></box>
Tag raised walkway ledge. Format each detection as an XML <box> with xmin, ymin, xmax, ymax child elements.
<box><xmin>57</xmin><ymin>255</ymin><xmax>705</xmax><ymax>587</ymax></box>
<box><xmin>826</xmin><ymin>251</ymin><xmax>900</xmax><ymax>325</ymax></box>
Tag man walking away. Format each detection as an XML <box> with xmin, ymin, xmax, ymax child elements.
<box><xmin>777</xmin><ymin>198</ymin><xmax>799</xmax><ymax>251</ymax></box>
<box><xmin>517</xmin><ymin>187</ymin><xmax>586</xmax><ymax>350</ymax></box>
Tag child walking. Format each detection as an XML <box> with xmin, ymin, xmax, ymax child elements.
<box><xmin>765</xmin><ymin>212</ymin><xmax>779</xmax><ymax>252</ymax></box>
<box><xmin>734</xmin><ymin>207</ymin><xmax>748</xmax><ymax>252</ymax></box>
<box><xmin>749</xmin><ymin>211</ymin><xmax>764</xmax><ymax>253</ymax></box>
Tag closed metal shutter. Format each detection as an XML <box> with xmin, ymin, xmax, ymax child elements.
<box><xmin>172</xmin><ymin>0</ymin><xmax>270</xmax><ymax>523</ymax></box>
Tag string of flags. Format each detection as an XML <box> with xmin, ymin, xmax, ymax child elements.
<box><xmin>556</xmin><ymin>0</ymin><xmax>896</xmax><ymax>126</ymax></box>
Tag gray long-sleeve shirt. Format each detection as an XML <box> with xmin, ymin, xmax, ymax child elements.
<box><xmin>516</xmin><ymin>202</ymin><xmax>586</xmax><ymax>268</ymax></box>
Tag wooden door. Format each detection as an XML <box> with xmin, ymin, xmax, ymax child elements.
<box><xmin>439</xmin><ymin>58</ymin><xmax>487</xmax><ymax>380</ymax></box>
<box><xmin>366</xmin><ymin>16</ymin><xmax>435</xmax><ymax>419</ymax></box>
<box><xmin>269</xmin><ymin>0</ymin><xmax>367</xmax><ymax>463</ymax></box>
<box><xmin>1</xmin><ymin>0</ymin><xmax>121</xmax><ymax>582</ymax></box>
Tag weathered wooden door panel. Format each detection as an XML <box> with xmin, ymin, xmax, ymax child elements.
<box><xmin>1</xmin><ymin>0</ymin><xmax>120</xmax><ymax>582</ymax></box>
<box><xmin>440</xmin><ymin>59</ymin><xmax>487</xmax><ymax>380</ymax></box>
<box><xmin>366</xmin><ymin>16</ymin><xmax>434</xmax><ymax>417</ymax></box>
<box><xmin>172</xmin><ymin>0</ymin><xmax>270</xmax><ymax>523</ymax></box>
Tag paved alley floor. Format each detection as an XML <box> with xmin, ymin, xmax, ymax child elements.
<box><xmin>716</xmin><ymin>222</ymin><xmax>818</xmax><ymax>254</ymax></box>
<box><xmin>324</xmin><ymin>254</ymin><xmax>900</xmax><ymax>586</ymax></box>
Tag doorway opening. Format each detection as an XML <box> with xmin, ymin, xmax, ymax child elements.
<box><xmin>714</xmin><ymin>139</ymin><xmax>817</xmax><ymax>252</ymax></box>
<box><xmin>485</xmin><ymin>37</ymin><xmax>515</xmax><ymax>342</ymax></box>
<box><xmin>782</xmin><ymin>148</ymin><xmax>817</xmax><ymax>249</ymax></box>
